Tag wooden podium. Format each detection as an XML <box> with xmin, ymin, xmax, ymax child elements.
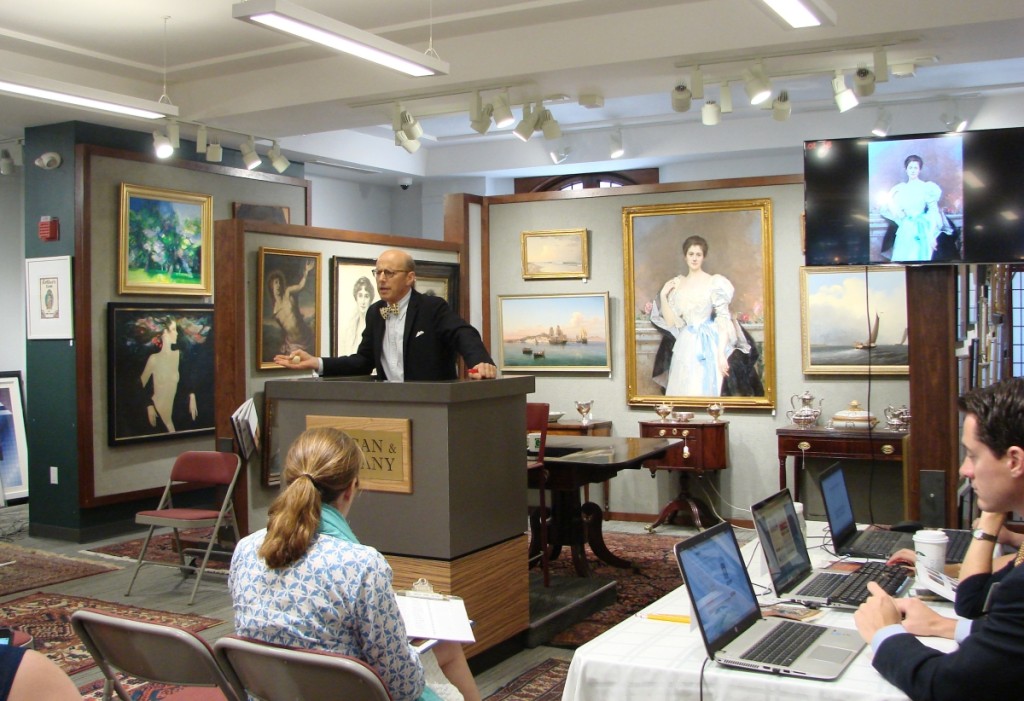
<box><xmin>263</xmin><ymin>376</ymin><xmax>534</xmax><ymax>655</ymax></box>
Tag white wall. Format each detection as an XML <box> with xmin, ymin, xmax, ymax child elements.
<box><xmin>0</xmin><ymin>171</ymin><xmax>25</xmax><ymax>377</ymax></box>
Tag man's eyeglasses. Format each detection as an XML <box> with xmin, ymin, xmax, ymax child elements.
<box><xmin>371</xmin><ymin>268</ymin><xmax>409</xmax><ymax>280</ymax></box>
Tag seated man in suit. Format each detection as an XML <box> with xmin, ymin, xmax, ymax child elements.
<box><xmin>276</xmin><ymin>249</ymin><xmax>496</xmax><ymax>381</ymax></box>
<box><xmin>854</xmin><ymin>377</ymin><xmax>1024</xmax><ymax>700</ymax></box>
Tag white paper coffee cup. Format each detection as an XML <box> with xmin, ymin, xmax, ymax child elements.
<box><xmin>527</xmin><ymin>432</ymin><xmax>541</xmax><ymax>454</ymax></box>
<box><xmin>793</xmin><ymin>502</ymin><xmax>807</xmax><ymax>539</ymax></box>
<box><xmin>913</xmin><ymin>529</ymin><xmax>948</xmax><ymax>592</ymax></box>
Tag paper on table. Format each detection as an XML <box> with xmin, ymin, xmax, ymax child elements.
<box><xmin>396</xmin><ymin>592</ymin><xmax>476</xmax><ymax>643</ymax></box>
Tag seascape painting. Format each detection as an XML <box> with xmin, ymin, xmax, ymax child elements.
<box><xmin>498</xmin><ymin>293</ymin><xmax>610</xmax><ymax>372</ymax></box>
<box><xmin>801</xmin><ymin>266</ymin><xmax>909</xmax><ymax>375</ymax></box>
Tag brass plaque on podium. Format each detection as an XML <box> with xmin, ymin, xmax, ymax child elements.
<box><xmin>307</xmin><ymin>415</ymin><xmax>412</xmax><ymax>493</ymax></box>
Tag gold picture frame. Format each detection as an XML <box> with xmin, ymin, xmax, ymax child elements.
<box><xmin>623</xmin><ymin>199</ymin><xmax>776</xmax><ymax>408</ymax></box>
<box><xmin>800</xmin><ymin>265</ymin><xmax>909</xmax><ymax>375</ymax></box>
<box><xmin>521</xmin><ymin>228</ymin><xmax>589</xmax><ymax>279</ymax></box>
<box><xmin>497</xmin><ymin>292</ymin><xmax>610</xmax><ymax>372</ymax></box>
<box><xmin>118</xmin><ymin>183</ymin><xmax>213</xmax><ymax>296</ymax></box>
<box><xmin>257</xmin><ymin>247</ymin><xmax>322</xmax><ymax>370</ymax></box>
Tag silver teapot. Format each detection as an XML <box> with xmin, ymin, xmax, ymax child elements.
<box><xmin>787</xmin><ymin>390</ymin><xmax>823</xmax><ymax>428</ymax></box>
<box><xmin>884</xmin><ymin>404</ymin><xmax>911</xmax><ymax>431</ymax></box>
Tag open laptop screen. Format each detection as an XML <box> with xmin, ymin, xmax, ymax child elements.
<box><xmin>751</xmin><ymin>490</ymin><xmax>812</xmax><ymax>593</ymax></box>
<box><xmin>819</xmin><ymin>462</ymin><xmax>858</xmax><ymax>544</ymax></box>
<box><xmin>676</xmin><ymin>524</ymin><xmax>761</xmax><ymax>652</ymax></box>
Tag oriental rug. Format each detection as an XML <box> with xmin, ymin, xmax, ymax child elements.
<box><xmin>0</xmin><ymin>543</ymin><xmax>119</xmax><ymax>597</ymax></box>
<box><xmin>484</xmin><ymin>659</ymin><xmax>569</xmax><ymax>701</ymax></box>
<box><xmin>84</xmin><ymin>528</ymin><xmax>230</xmax><ymax>573</ymax></box>
<box><xmin>0</xmin><ymin>592</ymin><xmax>222</xmax><ymax>675</ymax></box>
<box><xmin>544</xmin><ymin>529</ymin><xmax>753</xmax><ymax>648</ymax></box>
<box><xmin>78</xmin><ymin>676</ymin><xmax>207</xmax><ymax>700</ymax></box>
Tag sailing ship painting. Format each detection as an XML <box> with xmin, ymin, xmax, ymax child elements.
<box><xmin>498</xmin><ymin>293</ymin><xmax>611</xmax><ymax>372</ymax></box>
<box><xmin>801</xmin><ymin>267</ymin><xmax>909</xmax><ymax>375</ymax></box>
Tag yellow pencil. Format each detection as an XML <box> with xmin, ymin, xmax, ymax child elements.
<box><xmin>637</xmin><ymin>613</ymin><xmax>691</xmax><ymax>624</ymax></box>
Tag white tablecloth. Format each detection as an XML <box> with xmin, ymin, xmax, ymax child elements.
<box><xmin>562</xmin><ymin>522</ymin><xmax>956</xmax><ymax>701</ymax></box>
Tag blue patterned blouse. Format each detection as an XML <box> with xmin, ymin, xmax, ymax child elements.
<box><xmin>230</xmin><ymin>529</ymin><xmax>429</xmax><ymax>701</ymax></box>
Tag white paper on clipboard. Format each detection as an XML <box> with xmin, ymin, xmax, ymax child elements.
<box><xmin>396</xmin><ymin>592</ymin><xmax>475</xmax><ymax>643</ymax></box>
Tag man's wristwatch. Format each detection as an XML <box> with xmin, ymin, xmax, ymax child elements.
<box><xmin>972</xmin><ymin>528</ymin><xmax>998</xmax><ymax>543</ymax></box>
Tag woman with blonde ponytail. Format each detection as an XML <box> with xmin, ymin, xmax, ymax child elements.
<box><xmin>230</xmin><ymin>427</ymin><xmax>480</xmax><ymax>701</ymax></box>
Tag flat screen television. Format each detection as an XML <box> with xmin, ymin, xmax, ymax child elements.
<box><xmin>803</xmin><ymin>127</ymin><xmax>1024</xmax><ymax>266</ymax></box>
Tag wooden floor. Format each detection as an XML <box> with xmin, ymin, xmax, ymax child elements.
<box><xmin>0</xmin><ymin>504</ymin><xmax>699</xmax><ymax>696</ymax></box>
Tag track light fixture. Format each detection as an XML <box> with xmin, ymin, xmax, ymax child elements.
<box><xmin>395</xmin><ymin>130</ymin><xmax>420</xmax><ymax>153</ymax></box>
<box><xmin>671</xmin><ymin>83</ymin><xmax>692</xmax><ymax>113</ymax></box>
<box><xmin>513</xmin><ymin>103</ymin><xmax>540</xmax><ymax>142</ymax></box>
<box><xmin>492</xmin><ymin>92</ymin><xmax>515</xmax><ymax>128</ymax></box>
<box><xmin>240</xmin><ymin>137</ymin><xmax>262</xmax><ymax>169</ymax></box>
<box><xmin>832</xmin><ymin>72</ymin><xmax>858</xmax><ymax>112</ymax></box>
<box><xmin>152</xmin><ymin>131</ymin><xmax>174</xmax><ymax>158</ymax></box>
<box><xmin>942</xmin><ymin>111</ymin><xmax>968</xmax><ymax>133</ymax></box>
<box><xmin>0</xmin><ymin>150</ymin><xmax>13</xmax><ymax>175</ymax></box>
<box><xmin>269</xmin><ymin>142</ymin><xmax>291</xmax><ymax>173</ymax></box>
<box><xmin>871</xmin><ymin>109</ymin><xmax>892</xmax><ymax>137</ymax></box>
<box><xmin>772</xmin><ymin>90</ymin><xmax>791</xmax><ymax>121</ymax></box>
<box><xmin>701</xmin><ymin>101</ymin><xmax>721</xmax><ymax>126</ymax></box>
<box><xmin>549</xmin><ymin>146</ymin><xmax>571</xmax><ymax>164</ymax></box>
<box><xmin>720</xmin><ymin>82</ymin><xmax>734</xmax><ymax>114</ymax></box>
<box><xmin>610</xmin><ymin>130</ymin><xmax>624</xmax><ymax>159</ymax></box>
<box><xmin>400</xmin><ymin>110</ymin><xmax>423</xmax><ymax>140</ymax></box>
<box><xmin>853</xmin><ymin>66</ymin><xmax>876</xmax><ymax>97</ymax></box>
<box><xmin>232</xmin><ymin>0</ymin><xmax>449</xmax><ymax>77</ymax></box>
<box><xmin>691</xmin><ymin>67</ymin><xmax>705</xmax><ymax>100</ymax></box>
<box><xmin>195</xmin><ymin>125</ymin><xmax>207</xmax><ymax>154</ymax></box>
<box><xmin>206</xmin><ymin>141</ymin><xmax>223</xmax><ymax>163</ymax></box>
<box><xmin>539</xmin><ymin>109</ymin><xmax>561</xmax><ymax>141</ymax></box>
<box><xmin>469</xmin><ymin>91</ymin><xmax>493</xmax><ymax>134</ymax></box>
<box><xmin>167</xmin><ymin>120</ymin><xmax>180</xmax><ymax>148</ymax></box>
<box><xmin>742</xmin><ymin>64</ymin><xmax>772</xmax><ymax>105</ymax></box>
<box><xmin>34</xmin><ymin>152</ymin><xmax>62</xmax><ymax>170</ymax></box>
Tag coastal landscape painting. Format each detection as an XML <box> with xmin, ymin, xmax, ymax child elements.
<box><xmin>498</xmin><ymin>293</ymin><xmax>610</xmax><ymax>372</ymax></box>
<box><xmin>801</xmin><ymin>266</ymin><xmax>909</xmax><ymax>375</ymax></box>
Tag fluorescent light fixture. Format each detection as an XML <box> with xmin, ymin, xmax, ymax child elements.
<box><xmin>772</xmin><ymin>90</ymin><xmax>791</xmax><ymax>121</ymax></box>
<box><xmin>671</xmin><ymin>84</ymin><xmax>692</xmax><ymax>113</ymax></box>
<box><xmin>0</xmin><ymin>68</ymin><xmax>177</xmax><ymax>120</ymax></box>
<box><xmin>0</xmin><ymin>150</ymin><xmax>13</xmax><ymax>175</ymax></box>
<box><xmin>152</xmin><ymin>131</ymin><xmax>174</xmax><ymax>158</ymax></box>
<box><xmin>743</xmin><ymin>65</ymin><xmax>772</xmax><ymax>105</ymax></box>
<box><xmin>757</xmin><ymin>0</ymin><xmax>836</xmax><ymax>28</ymax></box>
<box><xmin>232</xmin><ymin>0</ymin><xmax>449</xmax><ymax>77</ymax></box>
<box><xmin>240</xmin><ymin>137</ymin><xmax>262</xmax><ymax>169</ymax></box>
<box><xmin>872</xmin><ymin>109</ymin><xmax>892</xmax><ymax>137</ymax></box>
<box><xmin>832</xmin><ymin>73</ymin><xmax>858</xmax><ymax>112</ymax></box>
<box><xmin>196</xmin><ymin>125</ymin><xmax>208</xmax><ymax>154</ymax></box>
<box><xmin>492</xmin><ymin>93</ymin><xmax>515</xmax><ymax>128</ymax></box>
<box><xmin>701</xmin><ymin>101</ymin><xmax>720</xmax><ymax>126</ymax></box>
<box><xmin>609</xmin><ymin>130</ymin><xmax>624</xmax><ymax>159</ymax></box>
<box><xmin>269</xmin><ymin>142</ymin><xmax>291</xmax><ymax>173</ymax></box>
<box><xmin>206</xmin><ymin>141</ymin><xmax>223</xmax><ymax>163</ymax></box>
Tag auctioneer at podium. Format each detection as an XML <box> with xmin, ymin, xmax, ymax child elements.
<box><xmin>263</xmin><ymin>375</ymin><xmax>535</xmax><ymax>655</ymax></box>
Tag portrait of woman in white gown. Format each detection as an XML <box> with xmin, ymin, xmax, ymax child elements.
<box><xmin>880</xmin><ymin>154</ymin><xmax>943</xmax><ymax>262</ymax></box>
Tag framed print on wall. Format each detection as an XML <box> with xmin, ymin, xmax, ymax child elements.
<box><xmin>800</xmin><ymin>266</ymin><xmax>909</xmax><ymax>375</ymax></box>
<box><xmin>623</xmin><ymin>199</ymin><xmax>776</xmax><ymax>409</ymax></box>
<box><xmin>107</xmin><ymin>303</ymin><xmax>215</xmax><ymax>446</ymax></box>
<box><xmin>25</xmin><ymin>255</ymin><xmax>74</xmax><ymax>339</ymax></box>
<box><xmin>521</xmin><ymin>228</ymin><xmax>589</xmax><ymax>279</ymax></box>
<box><xmin>498</xmin><ymin>293</ymin><xmax>611</xmax><ymax>372</ymax></box>
<box><xmin>118</xmin><ymin>183</ymin><xmax>213</xmax><ymax>295</ymax></box>
<box><xmin>258</xmin><ymin>247</ymin><xmax>322</xmax><ymax>369</ymax></box>
<box><xmin>0</xmin><ymin>371</ymin><xmax>29</xmax><ymax>501</ymax></box>
<box><xmin>415</xmin><ymin>261</ymin><xmax>460</xmax><ymax>315</ymax></box>
<box><xmin>330</xmin><ymin>256</ymin><xmax>377</xmax><ymax>357</ymax></box>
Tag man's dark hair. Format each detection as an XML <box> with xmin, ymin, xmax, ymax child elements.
<box><xmin>958</xmin><ymin>378</ymin><xmax>1024</xmax><ymax>458</ymax></box>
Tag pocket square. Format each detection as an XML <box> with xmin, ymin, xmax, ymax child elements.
<box><xmin>415</xmin><ymin>330</ymin><xmax>425</xmax><ymax>338</ymax></box>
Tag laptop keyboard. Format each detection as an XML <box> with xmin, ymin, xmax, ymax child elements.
<box><xmin>796</xmin><ymin>561</ymin><xmax>909</xmax><ymax>606</ymax></box>
<box><xmin>742</xmin><ymin>620</ymin><xmax>826</xmax><ymax>666</ymax></box>
<box><xmin>856</xmin><ymin>529</ymin><xmax>906</xmax><ymax>552</ymax></box>
<box><xmin>944</xmin><ymin>530</ymin><xmax>971</xmax><ymax>563</ymax></box>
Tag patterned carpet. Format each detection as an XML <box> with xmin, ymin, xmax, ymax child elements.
<box><xmin>85</xmin><ymin>528</ymin><xmax>231</xmax><ymax>572</ymax></box>
<box><xmin>485</xmin><ymin>659</ymin><xmax>569</xmax><ymax>701</ymax></box>
<box><xmin>0</xmin><ymin>592</ymin><xmax>222</xmax><ymax>675</ymax></box>
<box><xmin>0</xmin><ymin>543</ymin><xmax>119</xmax><ymax>597</ymax></box>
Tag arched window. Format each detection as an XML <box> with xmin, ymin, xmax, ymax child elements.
<box><xmin>514</xmin><ymin>168</ymin><xmax>659</xmax><ymax>194</ymax></box>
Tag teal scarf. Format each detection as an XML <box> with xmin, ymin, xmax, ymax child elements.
<box><xmin>317</xmin><ymin>504</ymin><xmax>441</xmax><ymax>701</ymax></box>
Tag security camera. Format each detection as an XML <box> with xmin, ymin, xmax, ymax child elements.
<box><xmin>398</xmin><ymin>177</ymin><xmax>413</xmax><ymax>190</ymax></box>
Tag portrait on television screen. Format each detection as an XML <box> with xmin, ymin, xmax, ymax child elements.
<box><xmin>869</xmin><ymin>136</ymin><xmax>964</xmax><ymax>264</ymax></box>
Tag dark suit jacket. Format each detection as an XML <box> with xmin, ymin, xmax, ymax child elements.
<box><xmin>321</xmin><ymin>290</ymin><xmax>493</xmax><ymax>381</ymax></box>
<box><xmin>872</xmin><ymin>560</ymin><xmax>1024</xmax><ymax>700</ymax></box>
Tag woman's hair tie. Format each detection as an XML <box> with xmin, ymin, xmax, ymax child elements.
<box><xmin>298</xmin><ymin>473</ymin><xmax>322</xmax><ymax>493</ymax></box>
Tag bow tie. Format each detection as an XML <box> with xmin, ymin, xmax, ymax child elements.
<box><xmin>380</xmin><ymin>303</ymin><xmax>401</xmax><ymax>320</ymax></box>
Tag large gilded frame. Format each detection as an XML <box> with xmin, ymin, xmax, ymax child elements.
<box><xmin>623</xmin><ymin>199</ymin><xmax>776</xmax><ymax>408</ymax></box>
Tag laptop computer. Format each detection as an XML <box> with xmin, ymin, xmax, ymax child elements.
<box><xmin>751</xmin><ymin>489</ymin><xmax>911</xmax><ymax>608</ymax></box>
<box><xmin>818</xmin><ymin>462</ymin><xmax>974</xmax><ymax>563</ymax></box>
<box><xmin>673</xmin><ymin>521</ymin><xmax>865</xmax><ymax>679</ymax></box>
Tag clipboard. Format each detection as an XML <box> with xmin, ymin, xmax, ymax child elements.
<box><xmin>395</xmin><ymin>588</ymin><xmax>475</xmax><ymax>644</ymax></box>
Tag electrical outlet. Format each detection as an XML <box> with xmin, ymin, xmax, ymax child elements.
<box><xmin>49</xmin><ymin>466</ymin><xmax>59</xmax><ymax>485</ymax></box>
